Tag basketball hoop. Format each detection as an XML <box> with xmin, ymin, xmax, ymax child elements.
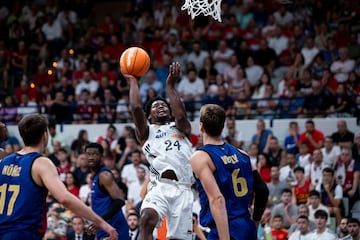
<box><xmin>181</xmin><ymin>0</ymin><xmax>222</xmax><ymax>22</ymax></box>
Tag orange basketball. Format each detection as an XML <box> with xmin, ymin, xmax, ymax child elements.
<box><xmin>119</xmin><ymin>47</ymin><xmax>150</xmax><ymax>77</ymax></box>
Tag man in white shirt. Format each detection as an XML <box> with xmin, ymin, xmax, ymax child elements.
<box><xmin>267</xmin><ymin>26</ymin><xmax>289</xmax><ymax>55</ymax></box>
<box><xmin>186</xmin><ymin>41</ymin><xmax>209</xmax><ymax>72</ymax></box>
<box><xmin>245</xmin><ymin>56</ymin><xmax>264</xmax><ymax>87</ymax></box>
<box><xmin>177</xmin><ymin>68</ymin><xmax>205</xmax><ymax>118</ymax></box>
<box><xmin>41</xmin><ymin>13</ymin><xmax>62</xmax><ymax>42</ymax></box>
<box><xmin>279</xmin><ymin>152</ymin><xmax>297</xmax><ymax>186</ymax></box>
<box><xmin>121</xmin><ymin>150</ymin><xmax>149</xmax><ymax>187</ymax></box>
<box><xmin>315</xmin><ymin>168</ymin><xmax>343</xmax><ymax>226</ymax></box>
<box><xmin>127</xmin><ymin>166</ymin><xmax>147</xmax><ymax>206</ymax></box>
<box><xmin>273</xmin><ymin>5</ymin><xmax>294</xmax><ymax>28</ymax></box>
<box><xmin>289</xmin><ymin>215</ymin><xmax>312</xmax><ymax>240</ymax></box>
<box><xmin>75</xmin><ymin>70</ymin><xmax>99</xmax><ymax>100</ymax></box>
<box><xmin>305</xmin><ymin>149</ymin><xmax>326</xmax><ymax>186</ymax></box>
<box><xmin>307</xmin><ymin>210</ymin><xmax>337</xmax><ymax>240</ymax></box>
<box><xmin>320</xmin><ymin>136</ymin><xmax>341</xmax><ymax>167</ymax></box>
<box><xmin>301</xmin><ymin>37</ymin><xmax>319</xmax><ymax>68</ymax></box>
<box><xmin>330</xmin><ymin>47</ymin><xmax>356</xmax><ymax>83</ymax></box>
<box><xmin>308</xmin><ymin>190</ymin><xmax>331</xmax><ymax>226</ymax></box>
<box><xmin>212</xmin><ymin>40</ymin><xmax>234</xmax><ymax>75</ymax></box>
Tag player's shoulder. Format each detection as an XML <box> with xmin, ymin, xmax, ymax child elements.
<box><xmin>237</xmin><ymin>148</ymin><xmax>249</xmax><ymax>157</ymax></box>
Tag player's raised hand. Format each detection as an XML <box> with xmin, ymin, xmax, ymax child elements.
<box><xmin>167</xmin><ymin>62</ymin><xmax>181</xmax><ymax>87</ymax></box>
<box><xmin>122</xmin><ymin>73</ymin><xmax>138</xmax><ymax>86</ymax></box>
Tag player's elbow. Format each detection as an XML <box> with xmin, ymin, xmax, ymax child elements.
<box><xmin>55</xmin><ymin>192</ymin><xmax>73</xmax><ymax>207</ymax></box>
<box><xmin>130</xmin><ymin>103</ymin><xmax>143</xmax><ymax>114</ymax></box>
<box><xmin>210</xmin><ymin>194</ymin><xmax>226</xmax><ymax>208</ymax></box>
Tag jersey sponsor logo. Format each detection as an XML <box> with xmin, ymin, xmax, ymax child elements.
<box><xmin>171</xmin><ymin>133</ymin><xmax>185</xmax><ymax>140</ymax></box>
<box><xmin>221</xmin><ymin>154</ymin><xmax>239</xmax><ymax>165</ymax></box>
<box><xmin>155</xmin><ymin>132</ymin><xmax>167</xmax><ymax>138</ymax></box>
<box><xmin>1</xmin><ymin>164</ymin><xmax>22</xmax><ymax>177</ymax></box>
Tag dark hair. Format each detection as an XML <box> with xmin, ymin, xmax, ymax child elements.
<box><xmin>18</xmin><ymin>114</ymin><xmax>48</xmax><ymax>146</ymax></box>
<box><xmin>85</xmin><ymin>142</ymin><xmax>104</xmax><ymax>154</ymax></box>
<box><xmin>199</xmin><ymin>104</ymin><xmax>226</xmax><ymax>137</ymax></box>
<box><xmin>48</xmin><ymin>119</ymin><xmax>56</xmax><ymax>129</ymax></box>
<box><xmin>281</xmin><ymin>188</ymin><xmax>292</xmax><ymax>195</ymax></box>
<box><xmin>257</xmin><ymin>152</ymin><xmax>271</xmax><ymax>167</ymax></box>
<box><xmin>127</xmin><ymin>210</ymin><xmax>139</xmax><ymax>219</ymax></box>
<box><xmin>294</xmin><ymin>166</ymin><xmax>305</xmax><ymax>173</ymax></box>
<box><xmin>289</xmin><ymin>121</ymin><xmax>298</xmax><ymax>127</ymax></box>
<box><xmin>297</xmin><ymin>215</ymin><xmax>309</xmax><ymax>222</ymax></box>
<box><xmin>130</xmin><ymin>149</ymin><xmax>142</xmax><ymax>156</ymax></box>
<box><xmin>144</xmin><ymin>96</ymin><xmax>172</xmax><ymax>120</ymax></box>
<box><xmin>322</xmin><ymin>167</ymin><xmax>334</xmax><ymax>175</ymax></box>
<box><xmin>71</xmin><ymin>215</ymin><xmax>85</xmax><ymax>224</ymax></box>
<box><xmin>108</xmin><ymin>124</ymin><xmax>116</xmax><ymax>131</ymax></box>
<box><xmin>66</xmin><ymin>172</ymin><xmax>80</xmax><ymax>188</ymax></box>
<box><xmin>273</xmin><ymin>215</ymin><xmax>283</xmax><ymax>221</ymax></box>
<box><xmin>348</xmin><ymin>218</ymin><xmax>360</xmax><ymax>226</ymax></box>
<box><xmin>309</xmin><ymin>190</ymin><xmax>320</xmax><ymax>198</ymax></box>
<box><xmin>314</xmin><ymin>209</ymin><xmax>328</xmax><ymax>220</ymax></box>
<box><xmin>305</xmin><ymin>119</ymin><xmax>314</xmax><ymax>126</ymax></box>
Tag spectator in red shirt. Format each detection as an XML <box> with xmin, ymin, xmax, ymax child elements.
<box><xmin>257</xmin><ymin>152</ymin><xmax>272</xmax><ymax>183</ymax></box>
<box><xmin>103</xmin><ymin>34</ymin><xmax>125</xmax><ymax>66</ymax></box>
<box><xmin>299</xmin><ymin>120</ymin><xmax>324</xmax><ymax>154</ymax></box>
<box><xmin>320</xmin><ymin>68</ymin><xmax>338</xmax><ymax>95</ymax></box>
<box><xmin>271</xmin><ymin>215</ymin><xmax>288</xmax><ymax>240</ymax></box>
<box><xmin>65</xmin><ymin>172</ymin><xmax>80</xmax><ymax>198</ymax></box>
<box><xmin>33</xmin><ymin>62</ymin><xmax>55</xmax><ymax>90</ymax></box>
<box><xmin>95</xmin><ymin>61</ymin><xmax>116</xmax><ymax>85</ymax></box>
<box><xmin>15</xmin><ymin>78</ymin><xmax>38</xmax><ymax>104</ymax></box>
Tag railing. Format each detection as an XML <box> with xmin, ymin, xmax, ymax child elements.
<box><xmin>0</xmin><ymin>96</ymin><xmax>359</xmax><ymax>125</ymax></box>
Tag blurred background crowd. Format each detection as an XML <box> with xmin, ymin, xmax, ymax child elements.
<box><xmin>0</xmin><ymin>0</ymin><xmax>360</xmax><ymax>239</ymax></box>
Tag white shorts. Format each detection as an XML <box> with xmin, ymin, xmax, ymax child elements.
<box><xmin>141</xmin><ymin>179</ymin><xmax>193</xmax><ymax>240</ymax></box>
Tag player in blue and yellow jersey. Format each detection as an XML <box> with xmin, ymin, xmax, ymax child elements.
<box><xmin>0</xmin><ymin>114</ymin><xmax>118</xmax><ymax>240</ymax></box>
<box><xmin>85</xmin><ymin>142</ymin><xmax>129</xmax><ymax>240</ymax></box>
<box><xmin>190</xmin><ymin>104</ymin><xmax>269</xmax><ymax>240</ymax></box>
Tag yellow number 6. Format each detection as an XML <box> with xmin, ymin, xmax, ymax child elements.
<box><xmin>231</xmin><ymin>169</ymin><xmax>248</xmax><ymax>197</ymax></box>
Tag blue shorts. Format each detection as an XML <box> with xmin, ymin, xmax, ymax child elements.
<box><xmin>0</xmin><ymin>231</ymin><xmax>42</xmax><ymax>240</ymax></box>
<box><xmin>207</xmin><ymin>218</ymin><xmax>256</xmax><ymax>240</ymax></box>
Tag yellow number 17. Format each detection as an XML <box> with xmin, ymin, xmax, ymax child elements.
<box><xmin>231</xmin><ymin>169</ymin><xmax>248</xmax><ymax>197</ymax></box>
<box><xmin>0</xmin><ymin>184</ymin><xmax>20</xmax><ymax>216</ymax></box>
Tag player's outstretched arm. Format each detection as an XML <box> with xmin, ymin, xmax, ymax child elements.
<box><xmin>33</xmin><ymin>157</ymin><xmax>118</xmax><ymax>240</ymax></box>
<box><xmin>190</xmin><ymin>151</ymin><xmax>230</xmax><ymax>240</ymax></box>
<box><xmin>123</xmin><ymin>73</ymin><xmax>149</xmax><ymax>144</ymax></box>
<box><xmin>166</xmin><ymin>62</ymin><xmax>191</xmax><ymax>137</ymax></box>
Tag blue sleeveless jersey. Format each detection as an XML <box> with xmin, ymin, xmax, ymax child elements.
<box><xmin>91</xmin><ymin>165</ymin><xmax>129</xmax><ymax>240</ymax></box>
<box><xmin>0</xmin><ymin>152</ymin><xmax>48</xmax><ymax>238</ymax></box>
<box><xmin>197</xmin><ymin>143</ymin><xmax>254</xmax><ymax>228</ymax></box>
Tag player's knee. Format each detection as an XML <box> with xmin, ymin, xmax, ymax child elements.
<box><xmin>140</xmin><ymin>209</ymin><xmax>158</xmax><ymax>228</ymax></box>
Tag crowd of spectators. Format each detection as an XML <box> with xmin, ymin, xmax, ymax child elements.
<box><xmin>0</xmin><ymin>0</ymin><xmax>359</xmax><ymax>124</ymax></box>
<box><xmin>1</xmin><ymin>0</ymin><xmax>360</xmax><ymax>239</ymax></box>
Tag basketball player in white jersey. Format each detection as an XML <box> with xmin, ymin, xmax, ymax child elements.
<box><xmin>124</xmin><ymin>62</ymin><xmax>194</xmax><ymax>240</ymax></box>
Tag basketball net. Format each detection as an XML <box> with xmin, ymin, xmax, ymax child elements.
<box><xmin>181</xmin><ymin>0</ymin><xmax>222</xmax><ymax>22</ymax></box>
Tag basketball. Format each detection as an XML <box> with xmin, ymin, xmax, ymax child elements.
<box><xmin>119</xmin><ymin>47</ymin><xmax>150</xmax><ymax>77</ymax></box>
